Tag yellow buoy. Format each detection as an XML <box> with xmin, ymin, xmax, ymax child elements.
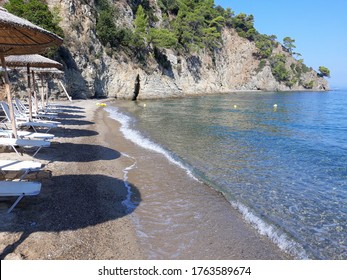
<box><xmin>143</xmin><ymin>104</ymin><xmax>147</xmax><ymax>108</ymax></box>
<box><xmin>233</xmin><ymin>105</ymin><xmax>237</xmax><ymax>109</ymax></box>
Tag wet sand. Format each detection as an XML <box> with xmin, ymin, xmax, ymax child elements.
<box><xmin>0</xmin><ymin>99</ymin><xmax>290</xmax><ymax>259</ymax></box>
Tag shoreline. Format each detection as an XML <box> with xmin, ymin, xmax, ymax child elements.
<box><xmin>1</xmin><ymin>99</ymin><xmax>291</xmax><ymax>259</ymax></box>
<box><xmin>105</xmin><ymin>101</ymin><xmax>292</xmax><ymax>259</ymax></box>
<box><xmin>118</xmin><ymin>88</ymin><xmax>330</xmax><ymax>101</ymax></box>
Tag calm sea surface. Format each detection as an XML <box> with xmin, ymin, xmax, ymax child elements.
<box><xmin>107</xmin><ymin>90</ymin><xmax>347</xmax><ymax>259</ymax></box>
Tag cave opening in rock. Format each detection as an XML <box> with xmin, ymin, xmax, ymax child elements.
<box><xmin>132</xmin><ymin>74</ymin><xmax>140</xmax><ymax>101</ymax></box>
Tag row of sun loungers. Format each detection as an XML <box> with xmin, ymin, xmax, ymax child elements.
<box><xmin>0</xmin><ymin>98</ymin><xmax>64</xmax><ymax>213</ymax></box>
<box><xmin>1</xmin><ymin>101</ymin><xmax>60</xmax><ymax>132</ymax></box>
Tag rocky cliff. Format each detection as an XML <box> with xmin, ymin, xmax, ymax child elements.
<box><xmin>4</xmin><ymin>0</ymin><xmax>329</xmax><ymax>100</ymax></box>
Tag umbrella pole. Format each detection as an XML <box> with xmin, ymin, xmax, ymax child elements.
<box><xmin>40</xmin><ymin>74</ymin><xmax>45</xmax><ymax>109</ymax></box>
<box><xmin>1</xmin><ymin>54</ymin><xmax>18</xmax><ymax>139</ymax></box>
<box><xmin>58</xmin><ymin>80</ymin><xmax>72</xmax><ymax>101</ymax></box>
<box><xmin>27</xmin><ymin>65</ymin><xmax>33</xmax><ymax>121</ymax></box>
<box><xmin>32</xmin><ymin>70</ymin><xmax>39</xmax><ymax>113</ymax></box>
<box><xmin>46</xmin><ymin>76</ymin><xmax>49</xmax><ymax>108</ymax></box>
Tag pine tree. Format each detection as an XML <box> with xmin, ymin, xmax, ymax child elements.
<box><xmin>318</xmin><ymin>66</ymin><xmax>331</xmax><ymax>78</ymax></box>
<box><xmin>133</xmin><ymin>5</ymin><xmax>149</xmax><ymax>48</ymax></box>
<box><xmin>148</xmin><ymin>29</ymin><xmax>177</xmax><ymax>48</ymax></box>
<box><xmin>283</xmin><ymin>37</ymin><xmax>296</xmax><ymax>54</ymax></box>
<box><xmin>4</xmin><ymin>0</ymin><xmax>64</xmax><ymax>38</ymax></box>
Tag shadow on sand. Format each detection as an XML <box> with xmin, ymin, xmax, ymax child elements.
<box><xmin>33</xmin><ymin>142</ymin><xmax>121</xmax><ymax>162</ymax></box>
<box><xmin>56</xmin><ymin>109</ymin><xmax>85</xmax><ymax>114</ymax></box>
<box><xmin>57</xmin><ymin>119</ymin><xmax>94</xmax><ymax>126</ymax></box>
<box><xmin>52</xmin><ymin>105</ymin><xmax>84</xmax><ymax>110</ymax></box>
<box><xmin>58</xmin><ymin>114</ymin><xmax>86</xmax><ymax>119</ymax></box>
<box><xmin>52</xmin><ymin>127</ymin><xmax>99</xmax><ymax>138</ymax></box>
<box><xmin>0</xmin><ymin>174</ymin><xmax>141</xmax><ymax>259</ymax></box>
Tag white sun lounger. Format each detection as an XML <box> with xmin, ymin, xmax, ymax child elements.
<box><xmin>18</xmin><ymin>120</ymin><xmax>58</xmax><ymax>133</ymax></box>
<box><xmin>0</xmin><ymin>128</ymin><xmax>54</xmax><ymax>140</ymax></box>
<box><xmin>0</xmin><ymin>181</ymin><xmax>41</xmax><ymax>213</ymax></box>
<box><xmin>11</xmin><ymin>102</ymin><xmax>61</xmax><ymax>125</ymax></box>
<box><xmin>0</xmin><ymin>160</ymin><xmax>42</xmax><ymax>180</ymax></box>
<box><xmin>0</xmin><ymin>137</ymin><xmax>50</xmax><ymax>157</ymax></box>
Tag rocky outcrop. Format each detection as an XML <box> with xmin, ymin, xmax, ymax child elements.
<box><xmin>42</xmin><ymin>1</ymin><xmax>329</xmax><ymax>99</ymax></box>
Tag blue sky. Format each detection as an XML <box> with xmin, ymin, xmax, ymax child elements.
<box><xmin>214</xmin><ymin>0</ymin><xmax>347</xmax><ymax>88</ymax></box>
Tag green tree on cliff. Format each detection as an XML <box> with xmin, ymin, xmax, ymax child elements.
<box><xmin>283</xmin><ymin>36</ymin><xmax>296</xmax><ymax>54</ymax></box>
<box><xmin>133</xmin><ymin>5</ymin><xmax>149</xmax><ymax>48</ymax></box>
<box><xmin>4</xmin><ymin>0</ymin><xmax>64</xmax><ymax>38</ymax></box>
<box><xmin>148</xmin><ymin>28</ymin><xmax>178</xmax><ymax>48</ymax></box>
<box><xmin>96</xmin><ymin>5</ymin><xmax>117</xmax><ymax>46</ymax></box>
<box><xmin>232</xmin><ymin>13</ymin><xmax>257</xmax><ymax>40</ymax></box>
<box><xmin>96</xmin><ymin>0</ymin><xmax>133</xmax><ymax>49</ymax></box>
<box><xmin>270</xmin><ymin>54</ymin><xmax>290</xmax><ymax>82</ymax></box>
<box><xmin>172</xmin><ymin>0</ymin><xmax>226</xmax><ymax>51</ymax></box>
<box><xmin>158</xmin><ymin>0</ymin><xmax>179</xmax><ymax>15</ymax></box>
<box><xmin>255</xmin><ymin>34</ymin><xmax>277</xmax><ymax>59</ymax></box>
<box><xmin>318</xmin><ymin>66</ymin><xmax>331</xmax><ymax>78</ymax></box>
<box><xmin>173</xmin><ymin>1</ymin><xmax>205</xmax><ymax>50</ymax></box>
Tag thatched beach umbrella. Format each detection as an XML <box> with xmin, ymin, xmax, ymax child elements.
<box><xmin>0</xmin><ymin>7</ymin><xmax>63</xmax><ymax>138</ymax></box>
<box><xmin>27</xmin><ymin>67</ymin><xmax>64</xmax><ymax>109</ymax></box>
<box><xmin>6</xmin><ymin>54</ymin><xmax>62</xmax><ymax>120</ymax></box>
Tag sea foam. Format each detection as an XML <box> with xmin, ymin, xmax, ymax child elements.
<box><xmin>231</xmin><ymin>201</ymin><xmax>309</xmax><ymax>259</ymax></box>
<box><xmin>120</xmin><ymin>152</ymin><xmax>138</xmax><ymax>213</ymax></box>
<box><xmin>105</xmin><ymin>106</ymin><xmax>198</xmax><ymax>180</ymax></box>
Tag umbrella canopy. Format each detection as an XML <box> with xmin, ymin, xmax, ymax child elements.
<box><xmin>0</xmin><ymin>7</ymin><xmax>63</xmax><ymax>139</ymax></box>
<box><xmin>5</xmin><ymin>54</ymin><xmax>63</xmax><ymax>69</ymax></box>
<box><xmin>0</xmin><ymin>7</ymin><xmax>62</xmax><ymax>55</ymax></box>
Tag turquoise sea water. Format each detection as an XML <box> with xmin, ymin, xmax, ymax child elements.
<box><xmin>107</xmin><ymin>90</ymin><xmax>347</xmax><ymax>260</ymax></box>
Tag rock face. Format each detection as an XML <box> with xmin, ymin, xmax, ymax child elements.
<box><xmin>43</xmin><ymin>0</ymin><xmax>328</xmax><ymax>99</ymax></box>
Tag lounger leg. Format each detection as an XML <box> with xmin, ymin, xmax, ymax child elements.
<box><xmin>19</xmin><ymin>170</ymin><xmax>30</xmax><ymax>181</ymax></box>
<box><xmin>7</xmin><ymin>194</ymin><xmax>24</xmax><ymax>213</ymax></box>
<box><xmin>32</xmin><ymin>146</ymin><xmax>42</xmax><ymax>157</ymax></box>
<box><xmin>10</xmin><ymin>145</ymin><xmax>21</xmax><ymax>156</ymax></box>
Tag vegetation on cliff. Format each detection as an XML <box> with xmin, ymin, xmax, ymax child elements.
<box><xmin>4</xmin><ymin>0</ymin><xmax>64</xmax><ymax>38</ymax></box>
<box><xmin>4</xmin><ymin>0</ymin><xmax>64</xmax><ymax>57</ymax></box>
<box><xmin>95</xmin><ymin>0</ymin><xmax>330</xmax><ymax>87</ymax></box>
<box><xmin>3</xmin><ymin>0</ymin><xmax>330</xmax><ymax>92</ymax></box>
<box><xmin>318</xmin><ymin>66</ymin><xmax>331</xmax><ymax>78</ymax></box>
<box><xmin>95</xmin><ymin>0</ymin><xmax>227</xmax><ymax>54</ymax></box>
